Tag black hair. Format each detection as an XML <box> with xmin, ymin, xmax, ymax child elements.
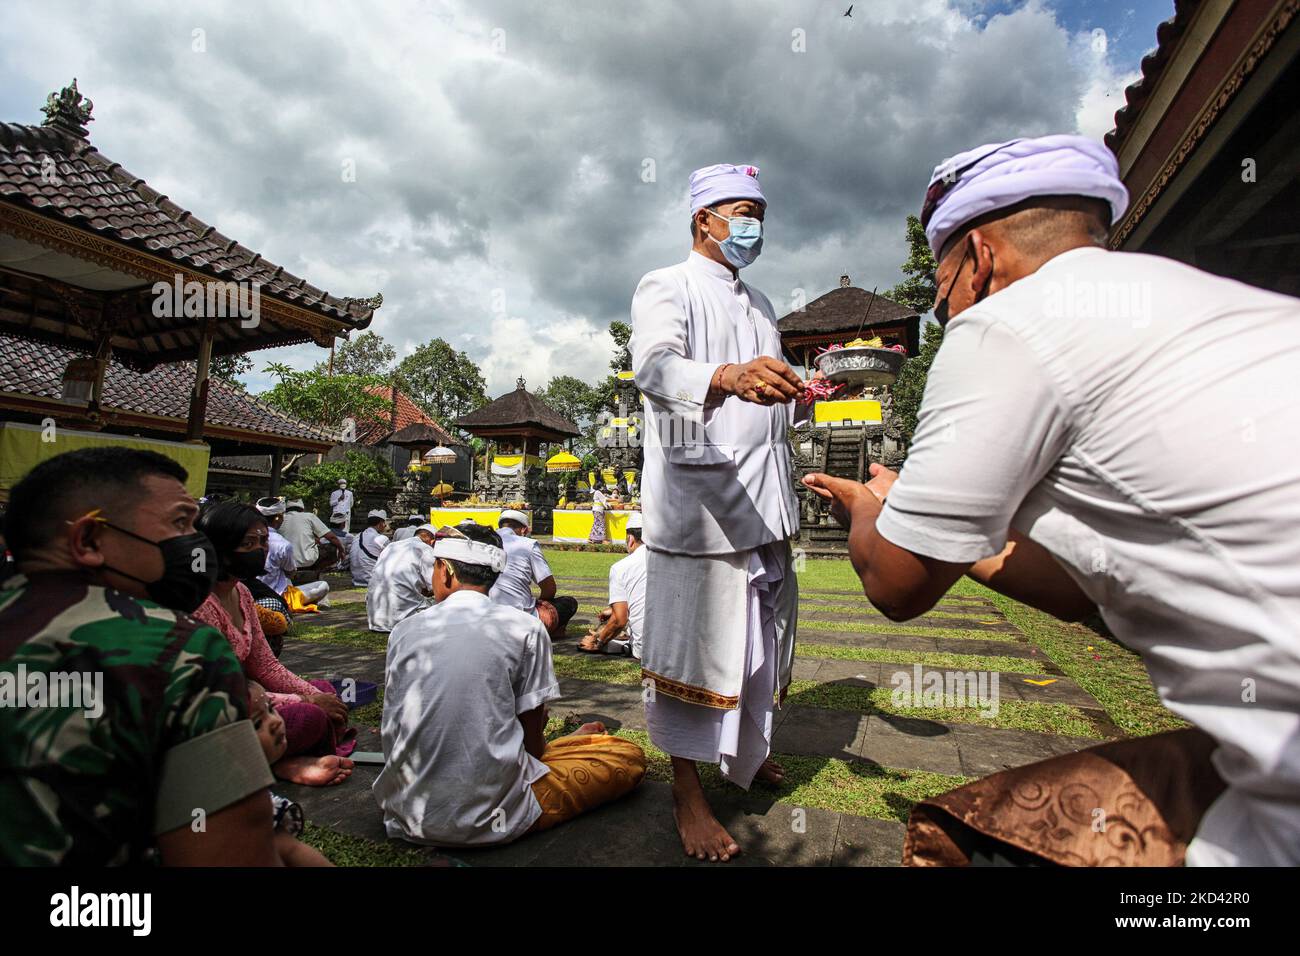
<box><xmin>196</xmin><ymin>501</ymin><xmax>266</xmax><ymax>579</ymax></box>
<box><xmin>442</xmin><ymin>523</ymin><xmax>503</xmax><ymax>589</ymax></box>
<box><xmin>498</xmin><ymin>518</ymin><xmax>527</xmax><ymax>533</ymax></box>
<box><xmin>366</xmin><ymin>515</ymin><xmax>386</xmax><ymax>529</ymax></box>
<box><xmin>627</xmin><ymin>528</ymin><xmax>643</xmax><ymax>543</ymax></box>
<box><xmin>5</xmin><ymin>447</ymin><xmax>188</xmax><ymax>560</ymax></box>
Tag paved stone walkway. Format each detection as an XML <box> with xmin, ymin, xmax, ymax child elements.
<box><xmin>278</xmin><ymin>571</ymin><xmax>1115</xmax><ymax>866</ymax></box>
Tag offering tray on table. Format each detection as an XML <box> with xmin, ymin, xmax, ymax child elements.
<box><xmin>814</xmin><ymin>346</ymin><xmax>905</xmax><ymax>388</ymax></box>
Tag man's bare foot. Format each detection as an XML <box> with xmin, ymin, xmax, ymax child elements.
<box><xmin>671</xmin><ymin>759</ymin><xmax>741</xmax><ymax>862</ymax></box>
<box><xmin>754</xmin><ymin>757</ymin><xmax>785</xmax><ymax>786</ymax></box>
<box><xmin>273</xmin><ymin>754</ymin><xmax>354</xmax><ymax>787</ymax></box>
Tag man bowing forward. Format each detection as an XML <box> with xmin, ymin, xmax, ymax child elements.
<box><xmin>631</xmin><ymin>163</ymin><xmax>813</xmax><ymax>861</ymax></box>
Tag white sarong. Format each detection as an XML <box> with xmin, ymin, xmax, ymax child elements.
<box><xmin>643</xmin><ymin>541</ymin><xmax>797</xmax><ymax>788</ymax></box>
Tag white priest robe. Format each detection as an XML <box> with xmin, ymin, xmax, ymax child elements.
<box><xmin>630</xmin><ymin>251</ymin><xmax>805</xmax><ymax>787</ymax></box>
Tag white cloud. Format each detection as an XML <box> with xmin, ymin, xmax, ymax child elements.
<box><xmin>0</xmin><ymin>0</ymin><xmax>1141</xmax><ymax>402</ymax></box>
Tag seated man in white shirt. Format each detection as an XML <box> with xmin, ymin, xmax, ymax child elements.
<box><xmin>328</xmin><ymin>512</ymin><xmax>353</xmax><ymax>571</ymax></box>
<box><xmin>489</xmin><ymin>510</ymin><xmax>577</xmax><ymax>638</ymax></box>
<box><xmin>578</xmin><ymin>513</ymin><xmax>647</xmax><ymax>658</ymax></box>
<box><xmin>805</xmin><ymin>135</ymin><xmax>1300</xmax><ymax>867</ymax></box>
<box><xmin>391</xmin><ymin>514</ymin><xmax>425</xmax><ymax>543</ymax></box>
<box><xmin>373</xmin><ymin>523</ymin><xmax>647</xmax><ymax>847</ymax></box>
<box><xmin>366</xmin><ymin>523</ymin><xmax>438</xmax><ymax>632</ymax></box>
<box><xmin>349</xmin><ymin>510</ymin><xmax>390</xmax><ymax>587</ymax></box>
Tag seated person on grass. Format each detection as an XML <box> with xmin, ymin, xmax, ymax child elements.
<box><xmin>490</xmin><ymin>509</ymin><xmax>577</xmax><ymax>638</ymax></box>
<box><xmin>374</xmin><ymin>523</ymin><xmax>647</xmax><ymax>847</ymax></box>
<box><xmin>246</xmin><ymin>681</ymin><xmax>334</xmax><ymax>866</ymax></box>
<box><xmin>349</xmin><ymin>510</ymin><xmax>390</xmax><ymax>587</ymax></box>
<box><xmin>366</xmin><ymin>523</ymin><xmax>437</xmax><ymax>633</ymax></box>
<box><xmin>0</xmin><ymin>447</ymin><xmax>280</xmax><ymax>865</ymax></box>
<box><xmin>579</xmin><ymin>513</ymin><xmax>647</xmax><ymax>658</ymax></box>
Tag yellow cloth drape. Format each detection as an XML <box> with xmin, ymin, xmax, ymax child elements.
<box><xmin>528</xmin><ymin>734</ymin><xmax>647</xmax><ymax>833</ymax></box>
<box><xmin>0</xmin><ymin>422</ymin><xmax>210</xmax><ymax>499</ymax></box>
<box><xmin>282</xmin><ymin>585</ymin><xmax>319</xmax><ymax>614</ymax></box>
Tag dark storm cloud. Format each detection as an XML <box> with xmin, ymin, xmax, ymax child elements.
<box><xmin>0</xmin><ymin>0</ymin><xmax>1129</xmax><ymax>391</ymax></box>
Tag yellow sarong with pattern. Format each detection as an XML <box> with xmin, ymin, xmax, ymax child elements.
<box><xmin>529</xmin><ymin>734</ymin><xmax>647</xmax><ymax>832</ymax></box>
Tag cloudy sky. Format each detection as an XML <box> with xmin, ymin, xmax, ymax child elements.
<box><xmin>1</xmin><ymin>0</ymin><xmax>1172</xmax><ymax>396</ymax></box>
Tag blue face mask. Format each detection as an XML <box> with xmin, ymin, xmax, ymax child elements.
<box><xmin>705</xmin><ymin>208</ymin><xmax>763</xmax><ymax>268</ymax></box>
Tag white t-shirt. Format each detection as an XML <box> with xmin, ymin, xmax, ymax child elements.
<box><xmin>608</xmin><ymin>544</ymin><xmax>648</xmax><ymax>659</ymax></box>
<box><xmin>349</xmin><ymin>527</ymin><xmax>390</xmax><ymax>586</ymax></box>
<box><xmin>280</xmin><ymin>510</ymin><xmax>330</xmax><ymax>565</ymax></box>
<box><xmin>876</xmin><ymin>247</ymin><xmax>1300</xmax><ymax>866</ymax></box>
<box><xmin>258</xmin><ymin>528</ymin><xmax>296</xmax><ymax>595</ymax></box>
<box><xmin>489</xmin><ymin>528</ymin><xmax>553</xmax><ymax>615</ymax></box>
<box><xmin>374</xmin><ymin>589</ymin><xmax>561</xmax><ymax>846</ymax></box>
<box><xmin>366</xmin><ymin>536</ymin><xmax>437</xmax><ymax>632</ymax></box>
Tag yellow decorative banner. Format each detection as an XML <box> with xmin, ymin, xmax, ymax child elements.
<box><xmin>0</xmin><ymin>422</ymin><xmax>209</xmax><ymax>499</ymax></box>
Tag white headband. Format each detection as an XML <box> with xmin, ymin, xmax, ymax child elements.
<box><xmin>433</xmin><ymin>537</ymin><xmax>507</xmax><ymax>572</ymax></box>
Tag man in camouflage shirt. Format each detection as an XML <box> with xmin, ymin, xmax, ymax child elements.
<box><xmin>0</xmin><ymin>447</ymin><xmax>280</xmax><ymax>865</ymax></box>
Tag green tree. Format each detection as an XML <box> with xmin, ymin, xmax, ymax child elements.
<box><xmin>538</xmin><ymin>374</ymin><xmax>611</xmax><ymax>454</ymax></box>
<box><xmin>259</xmin><ymin>363</ymin><xmax>391</xmax><ymax>439</ymax></box>
<box><xmin>327</xmin><ymin>331</ymin><xmax>396</xmax><ymax>377</ymax></box>
<box><xmin>283</xmin><ymin>450</ymin><xmax>397</xmax><ymax>511</ymax></box>
<box><xmin>890</xmin><ymin>321</ymin><xmax>944</xmax><ymax>446</ymax></box>
<box><xmin>608</xmin><ymin>320</ymin><xmax>632</xmax><ymax>372</ymax></box>
<box><xmin>886</xmin><ymin>214</ymin><xmax>938</xmax><ymax>315</ymax></box>
<box><xmin>209</xmin><ymin>353</ymin><xmax>252</xmax><ymax>384</ymax></box>
<box><xmin>394</xmin><ymin>339</ymin><xmax>487</xmax><ymax>429</ymax></box>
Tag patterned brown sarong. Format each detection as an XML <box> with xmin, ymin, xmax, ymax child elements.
<box><xmin>904</xmin><ymin>728</ymin><xmax>1226</xmax><ymax>866</ymax></box>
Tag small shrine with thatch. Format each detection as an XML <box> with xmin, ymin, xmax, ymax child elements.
<box><xmin>450</xmin><ymin>375</ymin><xmax>581</xmax><ymax>534</ymax></box>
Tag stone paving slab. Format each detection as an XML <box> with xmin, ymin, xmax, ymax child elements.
<box><xmin>282</xmin><ymin>642</ymin><xmax>387</xmax><ymax>685</ymax></box>
<box><xmin>282</xmin><ymin>767</ymin><xmax>904</xmax><ymax>867</ymax></box>
<box><xmin>801</xmin><ymin>630</ymin><xmax>1043</xmax><ymax>660</ymax></box>
<box><xmin>797</xmin><ymin>625</ymin><xmax>1028</xmax><ymax>651</ymax></box>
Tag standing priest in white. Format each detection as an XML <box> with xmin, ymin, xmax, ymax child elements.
<box><xmin>631</xmin><ymin>163</ymin><xmax>812</xmax><ymax>862</ymax></box>
<box><xmin>329</xmin><ymin>479</ymin><xmax>355</xmax><ymax>533</ymax></box>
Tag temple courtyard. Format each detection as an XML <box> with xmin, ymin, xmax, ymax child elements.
<box><xmin>278</xmin><ymin>548</ymin><xmax>1184</xmax><ymax>866</ymax></box>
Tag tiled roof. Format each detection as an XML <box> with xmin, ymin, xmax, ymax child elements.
<box><xmin>0</xmin><ymin>82</ymin><xmax>381</xmax><ymax>368</ymax></box>
<box><xmin>0</xmin><ymin>333</ymin><xmax>332</xmax><ymax>446</ymax></box>
<box><xmin>1105</xmin><ymin>1</ymin><xmax>1202</xmax><ymax>154</ymax></box>
<box><xmin>456</xmin><ymin>379</ymin><xmax>581</xmax><ymax>438</ymax></box>
<box><xmin>355</xmin><ymin>385</ymin><xmax>457</xmax><ymax>446</ymax></box>
<box><xmin>777</xmin><ymin>285</ymin><xmax>918</xmax><ymax>335</ymax></box>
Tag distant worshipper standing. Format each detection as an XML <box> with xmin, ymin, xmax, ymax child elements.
<box><xmin>329</xmin><ymin>478</ymin><xmax>355</xmax><ymax>532</ymax></box>
<box><xmin>804</xmin><ymin>134</ymin><xmax>1300</xmax><ymax>867</ymax></box>
<box><xmin>367</xmin><ymin>523</ymin><xmax>439</xmax><ymax>632</ymax></box>
<box><xmin>349</xmin><ymin>509</ymin><xmax>391</xmax><ymax>586</ymax></box>
<box><xmin>194</xmin><ymin>501</ymin><xmax>357</xmax><ymax>787</ymax></box>
<box><xmin>0</xmin><ymin>448</ymin><xmax>282</xmax><ymax>865</ymax></box>
<box><xmin>280</xmin><ymin>498</ymin><xmax>344</xmax><ymax>581</ymax></box>
<box><xmin>490</xmin><ymin>509</ymin><xmax>578</xmax><ymax>638</ymax></box>
<box><xmin>630</xmin><ymin>163</ymin><xmax>814</xmax><ymax>862</ymax></box>
<box><xmin>374</xmin><ymin>523</ymin><xmax>646</xmax><ymax>847</ymax></box>
<box><xmin>579</xmin><ymin>512</ymin><xmax>647</xmax><ymax>658</ymax></box>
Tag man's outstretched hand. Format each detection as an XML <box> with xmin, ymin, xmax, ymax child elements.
<box><xmin>718</xmin><ymin>357</ymin><xmax>804</xmax><ymax>405</ymax></box>
<box><xmin>802</xmin><ymin>463</ymin><xmax>899</xmax><ymax>527</ymax></box>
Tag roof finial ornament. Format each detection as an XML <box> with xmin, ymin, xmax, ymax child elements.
<box><xmin>840</xmin><ymin>273</ymin><xmax>851</xmax><ymax>288</ymax></box>
<box><xmin>516</xmin><ymin>375</ymin><xmax>527</xmax><ymax>390</ymax></box>
<box><xmin>42</xmin><ymin>78</ymin><xmax>94</xmax><ymax>139</ymax></box>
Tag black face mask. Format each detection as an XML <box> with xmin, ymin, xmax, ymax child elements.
<box><xmin>97</xmin><ymin>522</ymin><xmax>219</xmax><ymax>614</ymax></box>
<box><xmin>227</xmin><ymin>548</ymin><xmax>269</xmax><ymax>581</ymax></box>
